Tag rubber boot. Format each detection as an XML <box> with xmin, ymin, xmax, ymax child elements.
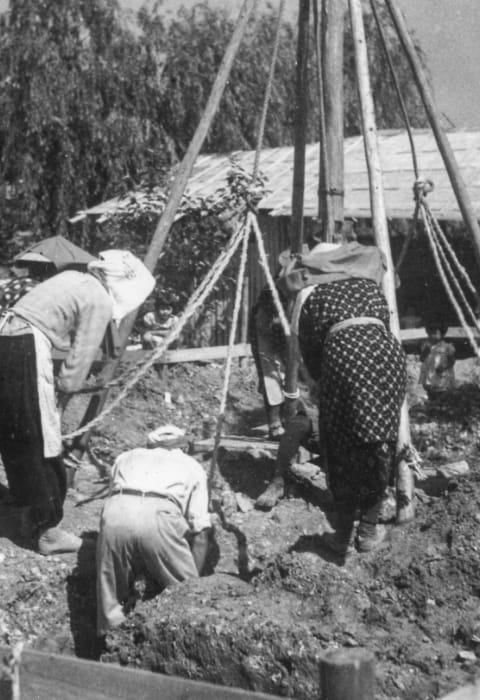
<box><xmin>38</xmin><ymin>526</ymin><xmax>82</xmax><ymax>556</ymax></box>
<box><xmin>321</xmin><ymin>509</ymin><xmax>355</xmax><ymax>556</ymax></box>
<box><xmin>356</xmin><ymin>501</ymin><xmax>387</xmax><ymax>553</ymax></box>
<box><xmin>267</xmin><ymin>404</ymin><xmax>284</xmax><ymax>440</ymax></box>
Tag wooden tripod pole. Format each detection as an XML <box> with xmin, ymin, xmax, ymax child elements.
<box><xmin>385</xmin><ymin>0</ymin><xmax>480</xmax><ymax>272</ymax></box>
<box><xmin>348</xmin><ymin>0</ymin><xmax>414</xmax><ymax>523</ymax></box>
<box><xmin>284</xmin><ymin>0</ymin><xmax>310</xmax><ymax>400</ymax></box>
<box><xmin>320</xmin><ymin>0</ymin><xmax>346</xmax><ymax>235</ymax></box>
<box><xmin>71</xmin><ymin>0</ymin><xmax>259</xmax><ymax>455</ymax></box>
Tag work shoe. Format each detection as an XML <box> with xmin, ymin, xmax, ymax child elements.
<box><xmin>355</xmin><ymin>522</ymin><xmax>387</xmax><ymax>553</ymax></box>
<box><xmin>320</xmin><ymin>510</ymin><xmax>355</xmax><ymax>556</ymax></box>
<box><xmin>37</xmin><ymin>526</ymin><xmax>82</xmax><ymax>556</ymax></box>
<box><xmin>255</xmin><ymin>476</ymin><xmax>285</xmax><ymax>510</ymax></box>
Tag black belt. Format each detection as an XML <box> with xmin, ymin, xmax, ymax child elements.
<box><xmin>111</xmin><ymin>487</ymin><xmax>178</xmax><ymax>506</ymax></box>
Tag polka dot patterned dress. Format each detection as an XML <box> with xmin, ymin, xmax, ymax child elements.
<box><xmin>298</xmin><ymin>277</ymin><xmax>406</xmax><ymax>510</ymax></box>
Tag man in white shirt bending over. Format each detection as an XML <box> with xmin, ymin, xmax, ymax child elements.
<box><xmin>96</xmin><ymin>426</ymin><xmax>212</xmax><ymax>636</ymax></box>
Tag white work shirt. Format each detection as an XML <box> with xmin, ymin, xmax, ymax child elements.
<box><xmin>109</xmin><ymin>447</ymin><xmax>211</xmax><ymax>533</ymax></box>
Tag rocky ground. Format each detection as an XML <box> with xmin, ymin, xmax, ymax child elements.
<box><xmin>1</xmin><ymin>354</ymin><xmax>480</xmax><ymax>699</ymax></box>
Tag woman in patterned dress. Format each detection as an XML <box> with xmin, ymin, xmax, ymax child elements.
<box><xmin>284</xmin><ymin>242</ymin><xmax>406</xmax><ymax>555</ymax></box>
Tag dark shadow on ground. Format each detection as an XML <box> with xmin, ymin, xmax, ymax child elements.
<box><xmin>289</xmin><ymin>533</ymin><xmax>347</xmax><ymax>566</ymax></box>
<box><xmin>66</xmin><ymin>531</ymin><xmax>99</xmax><ymax>660</ymax></box>
<box><xmin>0</xmin><ymin>486</ymin><xmax>37</xmax><ymax>552</ymax></box>
<box><xmin>217</xmin><ymin>447</ymin><xmax>275</xmax><ymax>501</ymax></box>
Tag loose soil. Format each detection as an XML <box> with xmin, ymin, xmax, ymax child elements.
<box><xmin>1</xmin><ymin>354</ymin><xmax>480</xmax><ymax>699</ymax></box>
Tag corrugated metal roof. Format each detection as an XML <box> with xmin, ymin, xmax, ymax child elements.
<box><xmin>71</xmin><ymin>128</ymin><xmax>480</xmax><ymax>223</ymax></box>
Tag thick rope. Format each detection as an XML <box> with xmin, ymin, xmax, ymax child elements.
<box><xmin>249</xmin><ymin>210</ymin><xmax>291</xmax><ymax>337</ymax></box>
<box><xmin>419</xmin><ymin>200</ymin><xmax>480</xmax><ymax>358</ymax></box>
<box><xmin>210</xmin><ymin>217</ymin><xmax>251</xmax><ymax>488</ymax></box>
<box><xmin>422</xmin><ymin>202</ymin><xmax>480</xmax><ymax>331</ymax></box>
<box><xmin>427</xmin><ymin>206</ymin><xmax>478</xmax><ymax>298</ymax></box>
<box><xmin>62</xmin><ymin>221</ymin><xmax>248</xmax><ymax>440</ymax></box>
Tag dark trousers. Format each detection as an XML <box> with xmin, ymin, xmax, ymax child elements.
<box><xmin>0</xmin><ymin>333</ymin><xmax>66</xmax><ymax>529</ymax></box>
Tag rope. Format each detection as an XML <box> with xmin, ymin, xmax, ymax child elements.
<box><xmin>419</xmin><ymin>198</ymin><xmax>480</xmax><ymax>358</ymax></box>
<box><xmin>210</xmin><ymin>217</ymin><xmax>251</xmax><ymax>488</ymax></box>
<box><xmin>421</xmin><ymin>201</ymin><xmax>480</xmax><ymax>332</ymax></box>
<box><xmin>252</xmin><ymin>0</ymin><xmax>286</xmax><ymax>180</ymax></box>
<box><xmin>249</xmin><ymin>210</ymin><xmax>291</xmax><ymax>337</ymax></box>
<box><xmin>62</xmin><ymin>220</ymin><xmax>248</xmax><ymax>440</ymax></box>
<box><xmin>64</xmin><ymin>1</ymin><xmax>286</xmax><ymax>448</ymax></box>
<box><xmin>369</xmin><ymin>0</ymin><xmax>423</xmax><ymax>273</ymax></box>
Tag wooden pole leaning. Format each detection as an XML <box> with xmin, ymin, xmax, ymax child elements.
<box><xmin>71</xmin><ymin>0</ymin><xmax>259</xmax><ymax>457</ymax></box>
<box><xmin>348</xmin><ymin>0</ymin><xmax>414</xmax><ymax>523</ymax></box>
<box><xmin>283</xmin><ymin>0</ymin><xmax>310</xmax><ymax>403</ymax></box>
<box><xmin>385</xmin><ymin>0</ymin><xmax>480</xmax><ymax>272</ymax></box>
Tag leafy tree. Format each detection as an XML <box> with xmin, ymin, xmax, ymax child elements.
<box><xmin>153</xmin><ymin>2</ymin><xmax>428</xmax><ymax>158</ymax></box>
<box><xmin>0</xmin><ymin>0</ymin><xmax>170</xmax><ymax>253</ymax></box>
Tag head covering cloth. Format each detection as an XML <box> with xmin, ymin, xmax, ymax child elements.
<box><xmin>88</xmin><ymin>250</ymin><xmax>155</xmax><ymax>324</ymax></box>
<box><xmin>277</xmin><ymin>241</ymin><xmax>387</xmax><ymax>297</ymax></box>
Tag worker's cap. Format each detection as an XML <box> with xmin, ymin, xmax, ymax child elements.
<box><xmin>147</xmin><ymin>424</ymin><xmax>188</xmax><ymax>449</ymax></box>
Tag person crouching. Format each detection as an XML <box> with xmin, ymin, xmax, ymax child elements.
<box><xmin>96</xmin><ymin>426</ymin><xmax>212</xmax><ymax>637</ymax></box>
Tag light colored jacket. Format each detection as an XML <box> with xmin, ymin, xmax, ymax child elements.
<box><xmin>14</xmin><ymin>270</ymin><xmax>112</xmax><ymax>393</ymax></box>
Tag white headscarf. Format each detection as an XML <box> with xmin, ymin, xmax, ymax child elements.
<box><xmin>88</xmin><ymin>250</ymin><xmax>155</xmax><ymax>323</ymax></box>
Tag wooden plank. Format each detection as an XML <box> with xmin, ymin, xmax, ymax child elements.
<box><xmin>439</xmin><ymin>680</ymin><xmax>480</xmax><ymax>700</ymax></box>
<box><xmin>192</xmin><ymin>435</ymin><xmax>279</xmax><ymax>455</ymax></box>
<box><xmin>0</xmin><ymin>646</ymin><xmax>283</xmax><ymax>700</ymax></box>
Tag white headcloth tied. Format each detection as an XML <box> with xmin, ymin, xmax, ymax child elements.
<box><xmin>88</xmin><ymin>249</ymin><xmax>155</xmax><ymax>323</ymax></box>
<box><xmin>147</xmin><ymin>424</ymin><xmax>186</xmax><ymax>448</ymax></box>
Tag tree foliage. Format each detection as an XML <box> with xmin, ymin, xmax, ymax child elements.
<box><xmin>0</xmin><ymin>0</ymin><xmax>429</xmax><ymax>260</ymax></box>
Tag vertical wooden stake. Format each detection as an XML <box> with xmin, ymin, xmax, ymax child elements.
<box><xmin>348</xmin><ymin>0</ymin><xmax>414</xmax><ymax>523</ymax></box>
<box><xmin>320</xmin><ymin>648</ymin><xmax>375</xmax><ymax>700</ymax></box>
<box><xmin>321</xmin><ymin>0</ymin><xmax>346</xmax><ymax>234</ymax></box>
<box><xmin>290</xmin><ymin>0</ymin><xmax>310</xmax><ymax>257</ymax></box>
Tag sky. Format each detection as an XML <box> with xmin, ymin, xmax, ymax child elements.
<box><xmin>0</xmin><ymin>0</ymin><xmax>478</xmax><ymax>129</ymax></box>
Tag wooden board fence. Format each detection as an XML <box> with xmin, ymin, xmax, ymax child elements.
<box><xmin>0</xmin><ymin>645</ymin><xmax>281</xmax><ymax>700</ymax></box>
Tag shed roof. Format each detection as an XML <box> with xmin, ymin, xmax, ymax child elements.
<box><xmin>71</xmin><ymin>128</ymin><xmax>480</xmax><ymax>223</ymax></box>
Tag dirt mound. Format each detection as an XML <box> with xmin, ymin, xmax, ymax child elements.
<box><xmin>1</xmin><ymin>357</ymin><xmax>480</xmax><ymax>698</ymax></box>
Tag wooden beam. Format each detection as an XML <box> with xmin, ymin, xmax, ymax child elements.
<box><xmin>0</xmin><ymin>645</ymin><xmax>282</xmax><ymax>700</ymax></box>
<box><xmin>438</xmin><ymin>681</ymin><xmax>480</xmax><ymax>700</ymax></box>
<box><xmin>71</xmin><ymin>0</ymin><xmax>258</xmax><ymax>456</ymax></box>
<box><xmin>348</xmin><ymin>0</ymin><xmax>414</xmax><ymax>523</ymax></box>
<box><xmin>125</xmin><ymin>343</ymin><xmax>253</xmax><ymax>366</ymax></box>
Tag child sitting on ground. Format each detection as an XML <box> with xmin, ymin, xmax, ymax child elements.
<box><xmin>419</xmin><ymin>317</ymin><xmax>456</xmax><ymax>398</ymax></box>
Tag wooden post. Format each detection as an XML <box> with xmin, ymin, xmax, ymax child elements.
<box><xmin>313</xmin><ymin>0</ymin><xmax>333</xmax><ymax>240</ymax></box>
<box><xmin>321</xmin><ymin>0</ymin><xmax>345</xmax><ymax>235</ymax></box>
<box><xmin>385</xmin><ymin>0</ymin><xmax>480</xmax><ymax>272</ymax></box>
<box><xmin>71</xmin><ymin>0</ymin><xmax>259</xmax><ymax>455</ymax></box>
<box><xmin>284</xmin><ymin>0</ymin><xmax>310</xmax><ymax>400</ymax></box>
<box><xmin>290</xmin><ymin>0</ymin><xmax>310</xmax><ymax>256</ymax></box>
<box><xmin>348</xmin><ymin>0</ymin><xmax>414</xmax><ymax>523</ymax></box>
<box><xmin>320</xmin><ymin>648</ymin><xmax>375</xmax><ymax>700</ymax></box>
